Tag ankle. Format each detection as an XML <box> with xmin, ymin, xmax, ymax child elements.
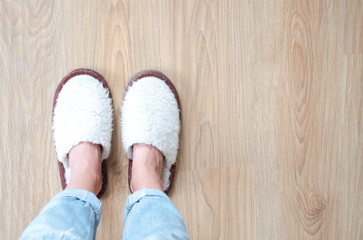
<box><xmin>66</xmin><ymin>142</ymin><xmax>102</xmax><ymax>195</ymax></box>
<box><xmin>131</xmin><ymin>168</ymin><xmax>163</xmax><ymax>192</ymax></box>
<box><xmin>66</xmin><ymin>171</ymin><xmax>102</xmax><ymax>195</ymax></box>
<box><xmin>131</xmin><ymin>143</ymin><xmax>164</xmax><ymax>192</ymax></box>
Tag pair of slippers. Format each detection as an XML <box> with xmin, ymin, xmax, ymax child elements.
<box><xmin>52</xmin><ymin>69</ymin><xmax>180</xmax><ymax>198</ymax></box>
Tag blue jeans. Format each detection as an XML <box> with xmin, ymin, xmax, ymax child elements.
<box><xmin>20</xmin><ymin>189</ymin><xmax>189</xmax><ymax>240</ymax></box>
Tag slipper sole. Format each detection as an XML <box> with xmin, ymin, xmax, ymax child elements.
<box><xmin>52</xmin><ymin>68</ymin><xmax>112</xmax><ymax>198</ymax></box>
<box><xmin>125</xmin><ymin>70</ymin><xmax>180</xmax><ymax>195</ymax></box>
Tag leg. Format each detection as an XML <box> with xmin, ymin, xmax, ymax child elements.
<box><xmin>121</xmin><ymin>71</ymin><xmax>188</xmax><ymax>239</ymax></box>
<box><xmin>21</xmin><ymin>143</ymin><xmax>102</xmax><ymax>240</ymax></box>
<box><xmin>123</xmin><ymin>144</ymin><xmax>189</xmax><ymax>240</ymax></box>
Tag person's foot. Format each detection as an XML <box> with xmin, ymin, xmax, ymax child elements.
<box><xmin>130</xmin><ymin>143</ymin><xmax>164</xmax><ymax>192</ymax></box>
<box><xmin>53</xmin><ymin>69</ymin><xmax>113</xmax><ymax>198</ymax></box>
<box><xmin>65</xmin><ymin>142</ymin><xmax>102</xmax><ymax>195</ymax></box>
<box><xmin>121</xmin><ymin>71</ymin><xmax>181</xmax><ymax>194</ymax></box>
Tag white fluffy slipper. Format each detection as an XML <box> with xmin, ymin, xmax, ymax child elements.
<box><xmin>121</xmin><ymin>70</ymin><xmax>181</xmax><ymax>194</ymax></box>
<box><xmin>52</xmin><ymin>68</ymin><xmax>113</xmax><ymax>198</ymax></box>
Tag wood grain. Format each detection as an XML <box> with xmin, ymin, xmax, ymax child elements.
<box><xmin>0</xmin><ymin>0</ymin><xmax>362</xmax><ymax>239</ymax></box>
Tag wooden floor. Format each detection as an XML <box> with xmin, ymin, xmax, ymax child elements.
<box><xmin>0</xmin><ymin>0</ymin><xmax>362</xmax><ymax>239</ymax></box>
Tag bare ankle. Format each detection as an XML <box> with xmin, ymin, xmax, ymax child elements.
<box><xmin>66</xmin><ymin>171</ymin><xmax>102</xmax><ymax>195</ymax></box>
<box><xmin>66</xmin><ymin>142</ymin><xmax>102</xmax><ymax>195</ymax></box>
<box><xmin>131</xmin><ymin>143</ymin><xmax>164</xmax><ymax>192</ymax></box>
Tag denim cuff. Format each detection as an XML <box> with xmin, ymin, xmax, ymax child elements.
<box><xmin>125</xmin><ymin>188</ymin><xmax>168</xmax><ymax>211</ymax></box>
<box><xmin>53</xmin><ymin>189</ymin><xmax>102</xmax><ymax>215</ymax></box>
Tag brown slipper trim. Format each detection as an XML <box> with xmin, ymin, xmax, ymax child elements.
<box><xmin>52</xmin><ymin>68</ymin><xmax>112</xmax><ymax>198</ymax></box>
<box><xmin>126</xmin><ymin>70</ymin><xmax>180</xmax><ymax>195</ymax></box>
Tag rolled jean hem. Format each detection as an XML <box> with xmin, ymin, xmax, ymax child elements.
<box><xmin>53</xmin><ymin>189</ymin><xmax>102</xmax><ymax>215</ymax></box>
<box><xmin>123</xmin><ymin>188</ymin><xmax>189</xmax><ymax>239</ymax></box>
<box><xmin>125</xmin><ymin>188</ymin><xmax>168</xmax><ymax>211</ymax></box>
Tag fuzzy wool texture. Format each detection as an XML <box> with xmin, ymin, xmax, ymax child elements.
<box><xmin>121</xmin><ymin>77</ymin><xmax>180</xmax><ymax>191</ymax></box>
<box><xmin>53</xmin><ymin>75</ymin><xmax>113</xmax><ymax>183</ymax></box>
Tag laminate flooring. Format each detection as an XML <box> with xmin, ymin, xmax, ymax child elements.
<box><xmin>0</xmin><ymin>0</ymin><xmax>362</xmax><ymax>239</ymax></box>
